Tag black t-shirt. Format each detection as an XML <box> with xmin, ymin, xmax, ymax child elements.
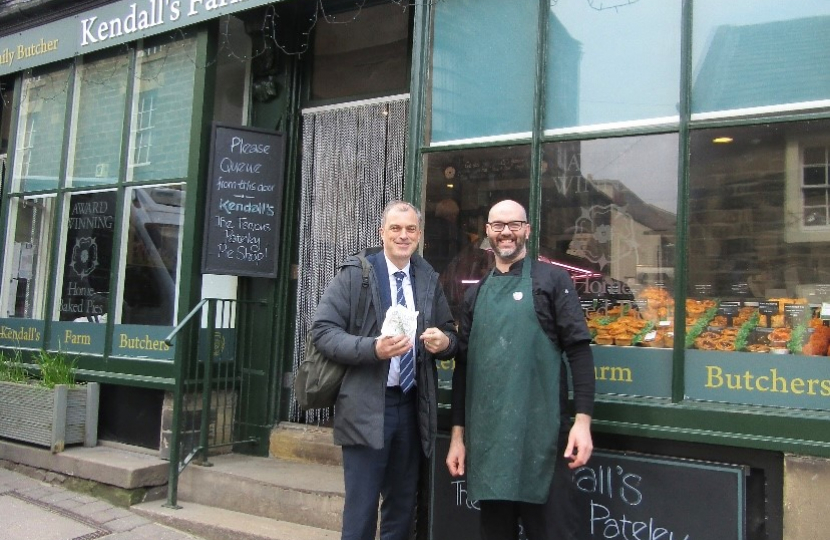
<box><xmin>451</xmin><ymin>257</ymin><xmax>596</xmax><ymax>428</ymax></box>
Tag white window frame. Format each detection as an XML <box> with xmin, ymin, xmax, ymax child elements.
<box><xmin>785</xmin><ymin>136</ymin><xmax>830</xmax><ymax>243</ymax></box>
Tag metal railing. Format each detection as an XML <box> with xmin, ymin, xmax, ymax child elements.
<box><xmin>162</xmin><ymin>297</ymin><xmax>267</xmax><ymax>508</ymax></box>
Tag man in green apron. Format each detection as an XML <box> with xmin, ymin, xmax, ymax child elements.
<box><xmin>446</xmin><ymin>200</ymin><xmax>595</xmax><ymax>540</ymax></box>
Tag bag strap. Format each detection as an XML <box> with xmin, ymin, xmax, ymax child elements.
<box><xmin>354</xmin><ymin>255</ymin><xmax>371</xmax><ymax>329</ymax></box>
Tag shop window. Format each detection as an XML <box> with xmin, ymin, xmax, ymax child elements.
<box><xmin>688</xmin><ymin>120</ymin><xmax>830</xmax><ymax>357</ymax></box>
<box><xmin>310</xmin><ymin>2</ymin><xmax>410</xmax><ymax>103</ymax></box>
<box><xmin>0</xmin><ymin>31</ymin><xmax>197</xmax><ymax>355</ymax></box>
<box><xmin>422</xmin><ymin>146</ymin><xmax>529</xmax><ymax>408</ymax></box>
<box><xmin>430</xmin><ymin>0</ymin><xmax>536</xmax><ymax>144</ymax></box>
<box><xmin>0</xmin><ymin>197</ymin><xmax>54</xmax><ymax>319</ymax></box>
<box><xmin>692</xmin><ymin>2</ymin><xmax>830</xmax><ymax>117</ymax></box>
<box><xmin>540</xmin><ymin>135</ymin><xmax>679</xmax><ymax>361</ymax></box>
<box><xmin>12</xmin><ymin>66</ymin><xmax>70</xmax><ymax>192</ymax></box>
<box><xmin>423</xmin><ymin>146</ymin><xmax>530</xmax><ymax>320</ymax></box>
<box><xmin>128</xmin><ymin>35</ymin><xmax>197</xmax><ymax>182</ymax></box>
<box><xmin>546</xmin><ymin>0</ymin><xmax>681</xmax><ymax>132</ymax></box>
<box><xmin>68</xmin><ymin>52</ymin><xmax>129</xmax><ymax>188</ymax></box>
<box><xmin>118</xmin><ymin>185</ymin><xmax>185</xmax><ymax>326</ymax></box>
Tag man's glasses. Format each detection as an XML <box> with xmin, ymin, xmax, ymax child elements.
<box><xmin>487</xmin><ymin>221</ymin><xmax>527</xmax><ymax>232</ymax></box>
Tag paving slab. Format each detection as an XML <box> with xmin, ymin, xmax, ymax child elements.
<box><xmin>0</xmin><ymin>467</ymin><xmax>205</xmax><ymax>540</ymax></box>
<box><xmin>0</xmin><ymin>492</ymin><xmax>107</xmax><ymax>540</ymax></box>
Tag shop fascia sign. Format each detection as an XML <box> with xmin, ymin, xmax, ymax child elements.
<box><xmin>0</xmin><ymin>0</ymin><xmax>282</xmax><ymax>77</ymax></box>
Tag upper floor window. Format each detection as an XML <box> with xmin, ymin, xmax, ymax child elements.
<box><xmin>800</xmin><ymin>145</ymin><xmax>830</xmax><ymax>229</ymax></box>
<box><xmin>132</xmin><ymin>91</ymin><xmax>157</xmax><ymax>167</ymax></box>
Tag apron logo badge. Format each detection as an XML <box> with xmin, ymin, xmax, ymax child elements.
<box><xmin>513</xmin><ymin>291</ymin><xmax>523</xmax><ymax>301</ymax></box>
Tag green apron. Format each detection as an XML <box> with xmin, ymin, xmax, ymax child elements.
<box><xmin>466</xmin><ymin>259</ymin><xmax>562</xmax><ymax>503</ymax></box>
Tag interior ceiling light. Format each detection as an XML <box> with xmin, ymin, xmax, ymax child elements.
<box><xmin>713</xmin><ymin>136</ymin><xmax>733</xmax><ymax>144</ymax></box>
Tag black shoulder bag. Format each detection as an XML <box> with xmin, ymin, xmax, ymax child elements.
<box><xmin>294</xmin><ymin>256</ymin><xmax>371</xmax><ymax>410</ymax></box>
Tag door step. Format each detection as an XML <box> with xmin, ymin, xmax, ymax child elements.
<box><xmin>132</xmin><ymin>499</ymin><xmax>340</xmax><ymax>540</ymax></box>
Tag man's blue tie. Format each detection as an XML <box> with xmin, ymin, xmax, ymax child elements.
<box><xmin>393</xmin><ymin>271</ymin><xmax>415</xmax><ymax>393</ymax></box>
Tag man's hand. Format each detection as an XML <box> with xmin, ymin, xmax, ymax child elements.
<box><xmin>563</xmin><ymin>413</ymin><xmax>593</xmax><ymax>469</ymax></box>
<box><xmin>375</xmin><ymin>335</ymin><xmax>413</xmax><ymax>360</ymax></box>
<box><xmin>446</xmin><ymin>426</ymin><xmax>466</xmax><ymax>477</ymax></box>
<box><xmin>420</xmin><ymin>328</ymin><xmax>449</xmax><ymax>354</ymax></box>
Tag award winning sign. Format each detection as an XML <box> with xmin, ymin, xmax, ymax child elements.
<box><xmin>60</xmin><ymin>192</ymin><xmax>116</xmax><ymax>322</ymax></box>
<box><xmin>202</xmin><ymin>124</ymin><xmax>286</xmax><ymax>278</ymax></box>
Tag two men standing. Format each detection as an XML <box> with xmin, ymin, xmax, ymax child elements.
<box><xmin>312</xmin><ymin>198</ymin><xmax>595</xmax><ymax>540</ymax></box>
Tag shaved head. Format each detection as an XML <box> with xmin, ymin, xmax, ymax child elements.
<box><xmin>488</xmin><ymin>200</ymin><xmax>527</xmax><ymax>223</ymax></box>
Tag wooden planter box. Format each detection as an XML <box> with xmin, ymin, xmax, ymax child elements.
<box><xmin>0</xmin><ymin>381</ymin><xmax>99</xmax><ymax>453</ymax></box>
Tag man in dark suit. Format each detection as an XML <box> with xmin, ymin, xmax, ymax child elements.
<box><xmin>312</xmin><ymin>200</ymin><xmax>459</xmax><ymax>540</ymax></box>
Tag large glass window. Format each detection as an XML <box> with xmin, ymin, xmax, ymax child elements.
<box><xmin>430</xmin><ymin>0</ymin><xmax>536</xmax><ymax>144</ymax></box>
<box><xmin>688</xmin><ymin>120</ymin><xmax>830</xmax><ymax>356</ymax></box>
<box><xmin>119</xmin><ymin>185</ymin><xmax>185</xmax><ymax>326</ymax></box>
<box><xmin>546</xmin><ymin>0</ymin><xmax>681</xmax><ymax>132</ymax></box>
<box><xmin>0</xmin><ymin>32</ymin><xmax>198</xmax><ymax>356</ymax></box>
<box><xmin>128</xmin><ymin>35</ymin><xmax>197</xmax><ymax>182</ymax></box>
<box><xmin>68</xmin><ymin>52</ymin><xmax>129</xmax><ymax>188</ymax></box>
<box><xmin>422</xmin><ymin>146</ymin><xmax>531</xmax><ymax>320</ymax></box>
<box><xmin>12</xmin><ymin>65</ymin><xmax>70</xmax><ymax>192</ymax></box>
<box><xmin>692</xmin><ymin>1</ymin><xmax>830</xmax><ymax>116</ymax></box>
<box><xmin>541</xmin><ymin>135</ymin><xmax>678</xmax><ymax>350</ymax></box>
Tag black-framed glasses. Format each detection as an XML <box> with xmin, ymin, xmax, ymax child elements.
<box><xmin>487</xmin><ymin>221</ymin><xmax>527</xmax><ymax>232</ymax></box>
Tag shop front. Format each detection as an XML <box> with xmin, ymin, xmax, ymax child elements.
<box><xmin>417</xmin><ymin>1</ymin><xmax>830</xmax><ymax>539</ymax></box>
<box><xmin>3</xmin><ymin>0</ymin><xmax>830</xmax><ymax>538</ymax></box>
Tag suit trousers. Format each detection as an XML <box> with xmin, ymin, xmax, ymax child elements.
<box><xmin>341</xmin><ymin>386</ymin><xmax>421</xmax><ymax>540</ymax></box>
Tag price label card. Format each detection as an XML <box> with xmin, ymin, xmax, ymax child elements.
<box><xmin>758</xmin><ymin>302</ymin><xmax>779</xmax><ymax>315</ymax></box>
<box><xmin>694</xmin><ymin>284</ymin><xmax>713</xmax><ymax>296</ymax></box>
<box><xmin>717</xmin><ymin>302</ymin><xmax>740</xmax><ymax>317</ymax></box>
<box><xmin>784</xmin><ymin>304</ymin><xmax>809</xmax><ymax>325</ymax></box>
<box><xmin>821</xmin><ymin>302</ymin><xmax>830</xmax><ymax>319</ymax></box>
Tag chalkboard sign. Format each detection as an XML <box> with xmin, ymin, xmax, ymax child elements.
<box><xmin>431</xmin><ymin>436</ymin><xmax>746</xmax><ymax>540</ymax></box>
<box><xmin>60</xmin><ymin>191</ymin><xmax>117</xmax><ymax>321</ymax></box>
<box><xmin>201</xmin><ymin>124</ymin><xmax>286</xmax><ymax>278</ymax></box>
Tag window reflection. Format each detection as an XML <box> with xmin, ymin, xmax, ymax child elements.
<box><xmin>119</xmin><ymin>185</ymin><xmax>185</xmax><ymax>326</ymax></box>
<box><xmin>13</xmin><ymin>66</ymin><xmax>70</xmax><ymax>192</ymax></box>
<box><xmin>541</xmin><ymin>135</ymin><xmax>679</xmax><ymax>348</ymax></box>
<box><xmin>128</xmin><ymin>35</ymin><xmax>197</xmax><ymax>182</ymax></box>
<box><xmin>423</xmin><ymin>146</ymin><xmax>531</xmax><ymax>320</ymax></box>
<box><xmin>689</xmin><ymin>120</ymin><xmax>830</xmax><ymax>356</ymax></box>
<box><xmin>68</xmin><ymin>52</ymin><xmax>129</xmax><ymax>188</ymax></box>
<box><xmin>692</xmin><ymin>2</ymin><xmax>830</xmax><ymax>115</ymax></box>
<box><xmin>1</xmin><ymin>197</ymin><xmax>54</xmax><ymax>318</ymax></box>
<box><xmin>547</xmin><ymin>0</ymin><xmax>681</xmax><ymax>130</ymax></box>
<box><xmin>430</xmin><ymin>0</ymin><xmax>536</xmax><ymax>143</ymax></box>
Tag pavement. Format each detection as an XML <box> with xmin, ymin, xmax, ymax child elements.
<box><xmin>0</xmin><ymin>466</ymin><xmax>208</xmax><ymax>540</ymax></box>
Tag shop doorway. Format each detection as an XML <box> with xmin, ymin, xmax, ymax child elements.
<box><xmin>290</xmin><ymin>96</ymin><xmax>409</xmax><ymax>424</ymax></box>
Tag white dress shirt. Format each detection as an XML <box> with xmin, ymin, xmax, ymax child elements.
<box><xmin>385</xmin><ymin>257</ymin><xmax>416</xmax><ymax>388</ymax></box>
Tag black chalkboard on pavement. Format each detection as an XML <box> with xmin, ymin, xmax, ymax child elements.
<box><xmin>431</xmin><ymin>435</ymin><xmax>746</xmax><ymax>540</ymax></box>
<box><xmin>202</xmin><ymin>124</ymin><xmax>286</xmax><ymax>278</ymax></box>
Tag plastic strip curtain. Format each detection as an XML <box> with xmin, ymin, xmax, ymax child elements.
<box><xmin>291</xmin><ymin>97</ymin><xmax>409</xmax><ymax>424</ymax></box>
